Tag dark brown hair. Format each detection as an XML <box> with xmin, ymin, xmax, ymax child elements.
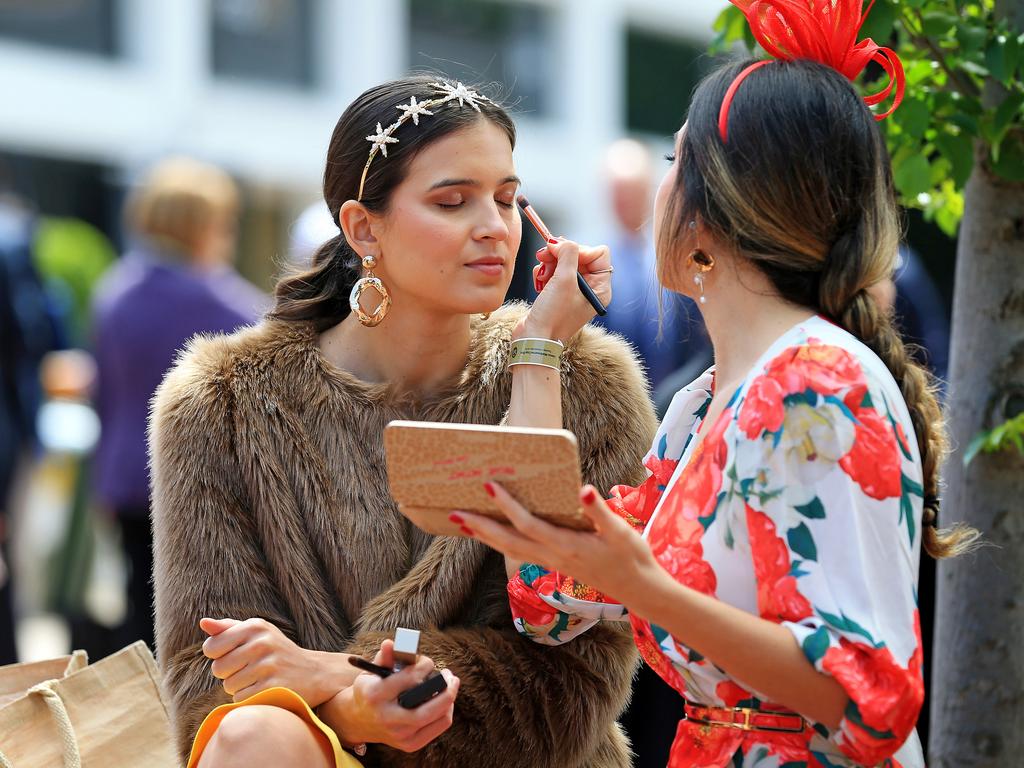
<box><xmin>270</xmin><ymin>75</ymin><xmax>516</xmax><ymax>330</ymax></box>
<box><xmin>661</xmin><ymin>58</ymin><xmax>978</xmax><ymax>559</ymax></box>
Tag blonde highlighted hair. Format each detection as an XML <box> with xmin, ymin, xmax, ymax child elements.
<box><xmin>126</xmin><ymin>157</ymin><xmax>239</xmax><ymax>256</ymax></box>
<box><xmin>661</xmin><ymin>59</ymin><xmax>979</xmax><ymax>559</ymax></box>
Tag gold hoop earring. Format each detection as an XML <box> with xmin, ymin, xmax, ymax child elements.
<box><xmin>350</xmin><ymin>254</ymin><xmax>392</xmax><ymax>327</ymax></box>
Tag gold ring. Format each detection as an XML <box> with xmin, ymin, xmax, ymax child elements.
<box><xmin>591</xmin><ymin>267</ymin><xmax>614</xmax><ymax>274</ymax></box>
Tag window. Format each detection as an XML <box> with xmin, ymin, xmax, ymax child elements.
<box><xmin>626</xmin><ymin>27</ymin><xmax>711</xmax><ymax>136</ymax></box>
<box><xmin>0</xmin><ymin>0</ymin><xmax>118</xmax><ymax>57</ymax></box>
<box><xmin>210</xmin><ymin>0</ymin><xmax>316</xmax><ymax>89</ymax></box>
<box><xmin>408</xmin><ymin>0</ymin><xmax>552</xmax><ymax>116</ymax></box>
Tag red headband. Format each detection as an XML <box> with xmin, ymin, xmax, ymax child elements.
<box><xmin>718</xmin><ymin>0</ymin><xmax>905</xmax><ymax>142</ymax></box>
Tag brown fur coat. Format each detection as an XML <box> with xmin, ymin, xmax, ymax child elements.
<box><xmin>150</xmin><ymin>304</ymin><xmax>657</xmax><ymax>767</ymax></box>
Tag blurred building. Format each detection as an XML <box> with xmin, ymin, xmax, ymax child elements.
<box><xmin>0</xmin><ymin>0</ymin><xmax>726</xmax><ymax>291</ymax></box>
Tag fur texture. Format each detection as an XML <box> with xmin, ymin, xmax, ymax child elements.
<box><xmin>150</xmin><ymin>304</ymin><xmax>657</xmax><ymax>767</ymax></box>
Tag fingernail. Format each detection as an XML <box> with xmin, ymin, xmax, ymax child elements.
<box><xmin>548</xmin><ymin>238</ymin><xmax>558</xmax><ymax>245</ymax></box>
<box><xmin>534</xmin><ymin>277</ymin><xmax>542</xmax><ymax>293</ymax></box>
<box><xmin>449</xmin><ymin>513</ymin><xmax>465</xmax><ymax>525</ymax></box>
<box><xmin>582</xmin><ymin>488</ymin><xmax>597</xmax><ymax>504</ymax></box>
<box><xmin>460</xmin><ymin>526</ymin><xmax>475</xmax><ymax>537</ymax></box>
<box><xmin>483</xmin><ymin>482</ymin><xmax>496</xmax><ymax>498</ymax></box>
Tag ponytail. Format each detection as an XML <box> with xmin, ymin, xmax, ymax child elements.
<box><xmin>821</xmin><ymin>257</ymin><xmax>981</xmax><ymax>559</ymax></box>
<box><xmin>269</xmin><ymin>233</ymin><xmax>361</xmax><ymax>330</ymax></box>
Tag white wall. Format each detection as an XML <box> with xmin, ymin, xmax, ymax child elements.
<box><xmin>0</xmin><ymin>0</ymin><xmax>726</xmax><ymax>236</ymax></box>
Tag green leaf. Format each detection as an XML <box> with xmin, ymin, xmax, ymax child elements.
<box><xmin>898</xmin><ymin>98</ymin><xmax>932</xmax><ymax>138</ymax></box>
<box><xmin>921</xmin><ymin>11</ymin><xmax>957</xmax><ymax>37</ymax></box>
<box><xmin>934</xmin><ymin>131</ymin><xmax>975</xmax><ymax>187</ymax></box>
<box><xmin>787</xmin><ymin>522</ymin><xmax>818</xmax><ymax>562</ymax></box>
<box><xmin>801</xmin><ymin>626</ymin><xmax>831</xmax><ymax>664</ymax></box>
<box><xmin>992</xmin><ymin>137</ymin><xmax>1024</xmax><ymax>182</ymax></box>
<box><xmin>795</xmin><ymin>497</ymin><xmax>827</xmax><ymax>519</ymax></box>
<box><xmin>861</xmin><ymin>0</ymin><xmax>898</xmax><ymax>44</ymax></box>
<box><xmin>956</xmin><ymin>24</ymin><xmax>989</xmax><ymax>56</ymax></box>
<box><xmin>993</xmin><ymin>92</ymin><xmax>1024</xmax><ymax>141</ymax></box>
<box><xmin>893</xmin><ymin>154</ymin><xmax>932</xmax><ymax>197</ymax></box>
<box><xmin>816</xmin><ymin>608</ymin><xmax>878</xmax><ymax>645</ymax></box>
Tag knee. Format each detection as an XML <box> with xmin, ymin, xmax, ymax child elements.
<box><xmin>199</xmin><ymin>706</ymin><xmax>311</xmax><ymax>767</ymax></box>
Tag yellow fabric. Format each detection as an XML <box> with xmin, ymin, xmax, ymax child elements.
<box><xmin>186</xmin><ymin>687</ymin><xmax>363</xmax><ymax>768</ymax></box>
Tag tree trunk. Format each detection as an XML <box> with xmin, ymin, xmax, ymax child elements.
<box><xmin>929</xmin><ymin>72</ymin><xmax>1024</xmax><ymax>767</ymax></box>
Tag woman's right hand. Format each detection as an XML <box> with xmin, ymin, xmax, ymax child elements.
<box><xmin>522</xmin><ymin>238</ymin><xmax>612</xmax><ymax>343</ymax></box>
<box><xmin>328</xmin><ymin>639</ymin><xmax>460</xmax><ymax>753</ymax></box>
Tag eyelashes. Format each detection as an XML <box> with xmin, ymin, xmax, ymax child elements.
<box><xmin>664</xmin><ymin>152</ymin><xmax>676</xmax><ymax>163</ymax></box>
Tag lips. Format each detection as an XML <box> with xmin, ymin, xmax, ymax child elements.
<box><xmin>465</xmin><ymin>257</ymin><xmax>505</xmax><ymax>277</ymax></box>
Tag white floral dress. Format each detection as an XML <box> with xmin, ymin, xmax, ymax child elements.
<box><xmin>508</xmin><ymin>316</ymin><xmax>926</xmax><ymax>767</ymax></box>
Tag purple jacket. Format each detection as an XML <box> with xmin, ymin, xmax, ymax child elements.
<box><xmin>92</xmin><ymin>249</ymin><xmax>269</xmax><ymax>514</ymax></box>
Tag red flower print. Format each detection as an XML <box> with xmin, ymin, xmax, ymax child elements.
<box><xmin>746</xmin><ymin>506</ymin><xmax>812</xmax><ymax>623</ymax></box>
<box><xmin>765</xmin><ymin>343</ymin><xmax>865</xmax><ymax>397</ymax></box>
<box><xmin>739</xmin><ymin>374</ymin><xmax>786</xmax><ymax>438</ymax></box>
<box><xmin>653</xmin><ymin>536</ymin><xmax>719</xmax><ymax>597</ymax></box>
<box><xmin>715</xmin><ymin>679</ymin><xmax>752</xmax><ymax>707</ymax></box>
<box><xmin>822</xmin><ymin>615</ymin><xmax>924</xmax><ymax>764</ymax></box>
<box><xmin>646</xmin><ymin>453</ymin><xmax>681</xmax><ymax>487</ymax></box>
<box><xmin>664</xmin><ymin>409</ymin><xmax>730</xmax><ymax>522</ymax></box>
<box><xmin>631</xmin><ymin>616</ymin><xmax>688</xmax><ymax>695</ymax></box>
<box><xmin>506</xmin><ymin>575</ymin><xmax>557</xmax><ymax>628</ymax></box>
<box><xmin>668</xmin><ymin>720</ymin><xmax>743</xmax><ymax>768</ymax></box>
<box><xmin>608</xmin><ymin>472</ymin><xmax>664</xmax><ymax>530</ymax></box>
<box><xmin>839</xmin><ymin>406</ymin><xmax>902</xmax><ymax>499</ymax></box>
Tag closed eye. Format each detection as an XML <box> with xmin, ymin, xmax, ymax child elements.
<box><xmin>664</xmin><ymin>152</ymin><xmax>676</xmax><ymax>163</ymax></box>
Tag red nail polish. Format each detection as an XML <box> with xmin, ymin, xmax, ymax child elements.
<box><xmin>534</xmin><ymin>276</ymin><xmax>542</xmax><ymax>293</ymax></box>
<box><xmin>460</xmin><ymin>526</ymin><xmax>475</xmax><ymax>537</ymax></box>
<box><xmin>582</xmin><ymin>488</ymin><xmax>597</xmax><ymax>505</ymax></box>
<box><xmin>449</xmin><ymin>513</ymin><xmax>465</xmax><ymax>525</ymax></box>
<box><xmin>547</xmin><ymin>238</ymin><xmax>558</xmax><ymax>245</ymax></box>
<box><xmin>483</xmin><ymin>482</ymin><xmax>496</xmax><ymax>498</ymax></box>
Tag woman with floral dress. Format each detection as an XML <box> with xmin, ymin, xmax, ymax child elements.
<box><xmin>450</xmin><ymin>3</ymin><xmax>979</xmax><ymax>766</ymax></box>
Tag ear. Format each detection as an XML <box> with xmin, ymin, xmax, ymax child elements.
<box><xmin>338</xmin><ymin>200</ymin><xmax>380</xmax><ymax>257</ymax></box>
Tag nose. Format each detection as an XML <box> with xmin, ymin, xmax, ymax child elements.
<box><xmin>473</xmin><ymin>200</ymin><xmax>510</xmax><ymax>242</ymax></box>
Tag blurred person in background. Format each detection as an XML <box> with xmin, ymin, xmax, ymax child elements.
<box><xmin>91</xmin><ymin>157</ymin><xmax>268</xmax><ymax>653</ymax></box>
<box><xmin>594</xmin><ymin>139</ymin><xmax>709</xmax><ymax>391</ymax></box>
<box><xmin>0</xmin><ymin>185</ymin><xmax>63</xmax><ymax>664</ymax></box>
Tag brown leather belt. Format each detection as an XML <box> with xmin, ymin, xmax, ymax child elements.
<box><xmin>684</xmin><ymin>703</ymin><xmax>806</xmax><ymax>734</ymax></box>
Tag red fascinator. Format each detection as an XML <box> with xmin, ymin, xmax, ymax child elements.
<box><xmin>719</xmin><ymin>0</ymin><xmax>905</xmax><ymax>141</ymax></box>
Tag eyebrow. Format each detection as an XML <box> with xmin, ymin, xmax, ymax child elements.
<box><xmin>428</xmin><ymin>175</ymin><xmax>521</xmax><ymax>191</ymax></box>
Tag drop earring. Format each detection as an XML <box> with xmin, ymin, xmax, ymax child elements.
<box><xmin>349</xmin><ymin>253</ymin><xmax>392</xmax><ymax>327</ymax></box>
<box><xmin>687</xmin><ymin>221</ymin><xmax>715</xmax><ymax>305</ymax></box>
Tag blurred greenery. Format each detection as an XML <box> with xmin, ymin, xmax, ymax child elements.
<box><xmin>711</xmin><ymin>0</ymin><xmax>1024</xmax><ymax>238</ymax></box>
<box><xmin>33</xmin><ymin>216</ymin><xmax>115</xmax><ymax>345</ymax></box>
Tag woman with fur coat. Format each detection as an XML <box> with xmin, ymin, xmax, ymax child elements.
<box><xmin>150</xmin><ymin>75</ymin><xmax>656</xmax><ymax>768</ymax></box>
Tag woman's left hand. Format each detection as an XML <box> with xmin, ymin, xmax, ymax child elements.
<box><xmin>200</xmin><ymin>617</ymin><xmax>353</xmax><ymax>705</ymax></box>
<box><xmin>452</xmin><ymin>483</ymin><xmax>658</xmax><ymax>605</ymax></box>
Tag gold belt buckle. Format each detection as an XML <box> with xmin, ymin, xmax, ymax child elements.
<box><xmin>702</xmin><ymin>706</ymin><xmax>755</xmax><ymax>731</ymax></box>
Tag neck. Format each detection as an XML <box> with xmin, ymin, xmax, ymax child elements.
<box><xmin>319</xmin><ymin>300</ymin><xmax>474</xmax><ymax>397</ymax></box>
<box><xmin>698</xmin><ymin>265</ymin><xmax>816</xmax><ymax>390</ymax></box>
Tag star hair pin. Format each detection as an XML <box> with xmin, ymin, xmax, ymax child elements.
<box><xmin>357</xmin><ymin>81</ymin><xmax>495</xmax><ymax>201</ymax></box>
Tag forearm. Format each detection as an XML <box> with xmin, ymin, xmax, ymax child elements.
<box><xmin>503</xmin><ymin>339</ymin><xmax>563</xmax><ymax>577</ymax></box>
<box><xmin>628</xmin><ymin>563</ymin><xmax>848</xmax><ymax>728</ymax></box>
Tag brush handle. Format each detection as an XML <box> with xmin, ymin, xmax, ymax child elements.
<box><xmin>576</xmin><ymin>272</ymin><xmax>608</xmax><ymax>317</ymax></box>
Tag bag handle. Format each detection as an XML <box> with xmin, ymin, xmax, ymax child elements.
<box><xmin>0</xmin><ymin>679</ymin><xmax>82</xmax><ymax>768</ymax></box>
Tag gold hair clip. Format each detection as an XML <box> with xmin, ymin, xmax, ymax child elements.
<box><xmin>357</xmin><ymin>82</ymin><xmax>493</xmax><ymax>201</ymax></box>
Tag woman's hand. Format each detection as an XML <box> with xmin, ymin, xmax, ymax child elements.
<box><xmin>520</xmin><ymin>238</ymin><xmax>612</xmax><ymax>343</ymax></box>
<box><xmin>454</xmin><ymin>482</ymin><xmax>658</xmax><ymax>606</ymax></box>
<box><xmin>327</xmin><ymin>639</ymin><xmax>460</xmax><ymax>753</ymax></box>
<box><xmin>200</xmin><ymin>617</ymin><xmax>354</xmax><ymax>706</ymax></box>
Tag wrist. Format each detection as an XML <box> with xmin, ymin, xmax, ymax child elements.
<box><xmin>320</xmin><ymin>686</ymin><xmax>368</xmax><ymax>750</ymax></box>
<box><xmin>308</xmin><ymin>650</ymin><xmax>354</xmax><ymax>706</ymax></box>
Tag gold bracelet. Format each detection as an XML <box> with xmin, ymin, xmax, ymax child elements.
<box><xmin>508</xmin><ymin>337</ymin><xmax>564</xmax><ymax>371</ymax></box>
